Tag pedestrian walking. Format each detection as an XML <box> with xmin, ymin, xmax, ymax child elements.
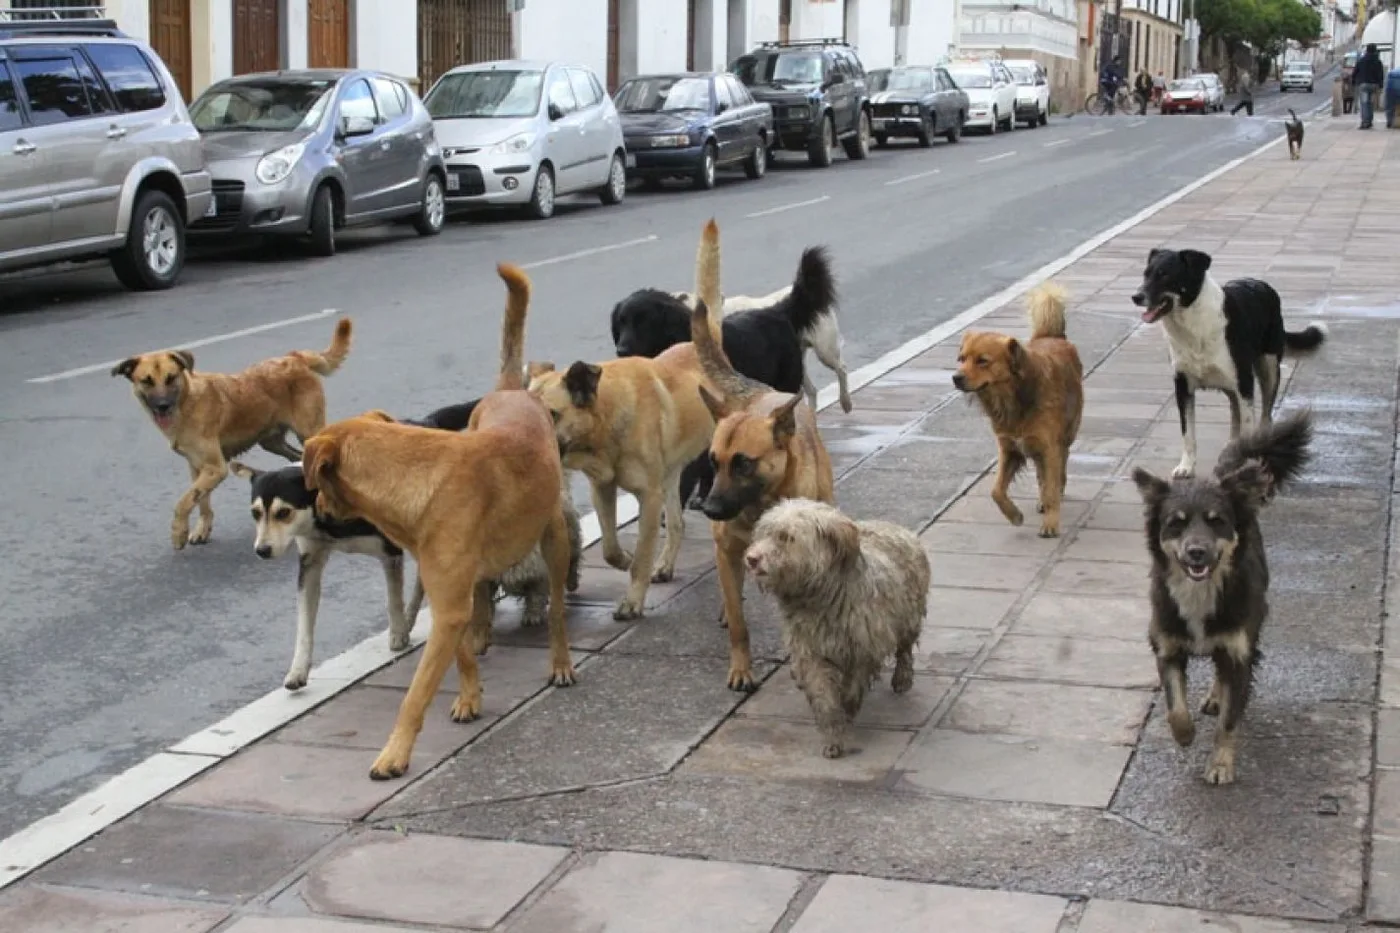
<box><xmin>1230</xmin><ymin>67</ymin><xmax>1254</xmax><ymax>116</ymax></box>
<box><xmin>1134</xmin><ymin>69</ymin><xmax>1154</xmax><ymax>115</ymax></box>
<box><xmin>1354</xmin><ymin>43</ymin><xmax>1385</xmax><ymax>129</ymax></box>
<box><xmin>1152</xmin><ymin>70</ymin><xmax>1166</xmax><ymax>105</ymax></box>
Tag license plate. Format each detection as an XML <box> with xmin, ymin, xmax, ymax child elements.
<box><xmin>871</xmin><ymin>119</ymin><xmax>887</xmax><ymax>130</ymax></box>
<box><xmin>204</xmin><ymin>197</ymin><xmax>217</xmax><ymax>218</ymax></box>
<box><xmin>625</xmin><ymin>153</ymin><xmax>636</xmax><ymax>169</ymax></box>
<box><xmin>446</xmin><ymin>174</ymin><xmax>460</xmax><ymax>192</ymax></box>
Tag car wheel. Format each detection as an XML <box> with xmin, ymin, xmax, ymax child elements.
<box><xmin>916</xmin><ymin>116</ymin><xmax>933</xmax><ymax>147</ymax></box>
<box><xmin>988</xmin><ymin>108</ymin><xmax>998</xmax><ymax>134</ymax></box>
<box><xmin>110</xmin><ymin>188</ymin><xmax>185</xmax><ymax>291</ymax></box>
<box><xmin>1039</xmin><ymin>106</ymin><xmax>1048</xmax><ymax>127</ymax></box>
<box><xmin>412</xmin><ymin>173</ymin><xmax>446</xmax><ymax>237</ymax></box>
<box><xmin>1308</xmin><ymin>85</ymin><xmax>1314</xmax><ymax>93</ymax></box>
<box><xmin>874</xmin><ymin>132</ymin><xmax>888</xmax><ymax>148</ymax></box>
<box><xmin>527</xmin><ymin>164</ymin><xmax>556</xmax><ymax>219</ymax></box>
<box><xmin>599</xmin><ymin>153</ymin><xmax>626</xmax><ymax>205</ymax></box>
<box><xmin>807</xmin><ymin>114</ymin><xmax>835</xmax><ymax>167</ymax></box>
<box><xmin>693</xmin><ymin>142</ymin><xmax>717</xmax><ymax>191</ymax></box>
<box><xmin>743</xmin><ymin>140</ymin><xmax>767</xmax><ymax>179</ymax></box>
<box><xmin>307</xmin><ymin>184</ymin><xmax>336</xmax><ymax>257</ymax></box>
<box><xmin>843</xmin><ymin>108</ymin><xmax>871</xmax><ymax>160</ymax></box>
<box><xmin>945</xmin><ymin>116</ymin><xmax>962</xmax><ymax>143</ymax></box>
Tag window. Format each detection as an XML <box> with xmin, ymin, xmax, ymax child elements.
<box><xmin>724</xmin><ymin>75</ymin><xmax>751</xmax><ymax>105</ymax></box>
<box><xmin>713</xmin><ymin>76</ymin><xmax>732</xmax><ymax>110</ymax></box>
<box><xmin>827</xmin><ymin>53</ymin><xmax>846</xmax><ymax>78</ymax></box>
<box><xmin>71</xmin><ymin>50</ymin><xmax>114</xmax><ymax>114</ymax></box>
<box><xmin>0</xmin><ymin>62</ymin><xmax>21</xmax><ymax>131</ymax></box>
<box><xmin>12</xmin><ymin>55</ymin><xmax>96</xmax><ymax>124</ymax></box>
<box><xmin>546</xmin><ymin>69</ymin><xmax>577</xmax><ymax>115</ymax></box>
<box><xmin>338</xmin><ymin>77</ymin><xmax>379</xmax><ymax>123</ymax></box>
<box><xmin>371</xmin><ymin>77</ymin><xmax>407</xmax><ymax>120</ymax></box>
<box><xmin>567</xmin><ymin>68</ymin><xmax>601</xmax><ymax>108</ymax></box>
<box><xmin>85</xmin><ymin>43</ymin><xmax>165</xmax><ymax>112</ymax></box>
<box><xmin>934</xmin><ymin>68</ymin><xmax>952</xmax><ymax>92</ymax></box>
<box><xmin>425</xmin><ymin>70</ymin><xmax>542</xmax><ymax>119</ymax></box>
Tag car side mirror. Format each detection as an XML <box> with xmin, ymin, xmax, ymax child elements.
<box><xmin>338</xmin><ymin>115</ymin><xmax>375</xmax><ymax>138</ymax></box>
<box><xmin>548</xmin><ymin>102</ymin><xmax>565</xmax><ymax>121</ymax></box>
<box><xmin>825</xmin><ymin>73</ymin><xmax>845</xmax><ymax>88</ymax></box>
<box><xmin>716</xmin><ymin>101</ymin><xmax>729</xmax><ymax>114</ymax></box>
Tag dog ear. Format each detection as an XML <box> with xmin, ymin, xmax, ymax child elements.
<box><xmin>1005</xmin><ymin>338</ymin><xmax>1025</xmax><ymax>377</ymax></box>
<box><xmin>228</xmin><ymin>461</ymin><xmax>260</xmax><ymax>482</ymax></box>
<box><xmin>302</xmin><ymin>436</ymin><xmax>337</xmax><ymax>491</ymax></box>
<box><xmin>698</xmin><ymin>384</ymin><xmax>731</xmax><ymax>421</ymax></box>
<box><xmin>1131</xmin><ymin>467</ymin><xmax>1170</xmax><ymax>505</ymax></box>
<box><xmin>1179</xmin><ymin>249</ymin><xmax>1212</xmax><ymax>278</ymax></box>
<box><xmin>770</xmin><ymin>393</ymin><xmax>803</xmax><ymax>444</ymax></box>
<box><xmin>356</xmin><ymin>409</ymin><xmax>396</xmax><ymax>423</ymax></box>
<box><xmin>1219</xmin><ymin>461</ymin><xmax>1270</xmax><ymax>511</ymax></box>
<box><xmin>169</xmin><ymin>350</ymin><xmax>194</xmax><ymax>372</ymax></box>
<box><xmin>822</xmin><ymin>511</ymin><xmax>862</xmax><ymax>573</ymax></box>
<box><xmin>1147</xmin><ymin>247</ymin><xmax>1163</xmax><ymax>264</ymax></box>
<box><xmin>563</xmin><ymin>361</ymin><xmax>602</xmax><ymax>408</ymax></box>
<box><xmin>110</xmin><ymin>357</ymin><xmax>138</xmax><ymax>380</ymax></box>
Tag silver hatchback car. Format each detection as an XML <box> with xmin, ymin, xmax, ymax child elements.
<box><xmin>424</xmin><ymin>60</ymin><xmax>627</xmax><ymax>220</ymax></box>
<box><xmin>188</xmin><ymin>69</ymin><xmax>446</xmax><ymax>256</ymax></box>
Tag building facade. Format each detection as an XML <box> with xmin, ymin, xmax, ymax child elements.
<box><xmin>958</xmin><ymin>0</ymin><xmax>1081</xmax><ymax>112</ymax></box>
<box><xmin>1117</xmin><ymin>0</ymin><xmax>1185</xmax><ymax>81</ymax></box>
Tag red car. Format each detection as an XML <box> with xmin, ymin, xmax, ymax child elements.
<box><xmin>1160</xmin><ymin>78</ymin><xmax>1208</xmax><ymax>114</ymax></box>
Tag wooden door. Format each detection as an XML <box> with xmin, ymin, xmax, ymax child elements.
<box><xmin>308</xmin><ymin>0</ymin><xmax>350</xmax><ymax>69</ymax></box>
<box><xmin>233</xmin><ymin>0</ymin><xmax>281</xmax><ymax>75</ymax></box>
<box><xmin>686</xmin><ymin>0</ymin><xmax>696</xmax><ymax>71</ymax></box>
<box><xmin>417</xmin><ymin>0</ymin><xmax>514</xmax><ymax>93</ymax></box>
<box><xmin>607</xmin><ymin>0</ymin><xmax>620</xmax><ymax>92</ymax></box>
<box><xmin>148</xmin><ymin>0</ymin><xmax>191</xmax><ymax>101</ymax></box>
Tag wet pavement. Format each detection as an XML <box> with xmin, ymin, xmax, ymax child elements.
<box><xmin>2</xmin><ymin>116</ymin><xmax>1398</xmax><ymax>931</ymax></box>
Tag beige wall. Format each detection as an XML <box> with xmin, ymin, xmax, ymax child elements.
<box><xmin>1122</xmin><ymin>10</ymin><xmax>1182</xmax><ymax>80</ymax></box>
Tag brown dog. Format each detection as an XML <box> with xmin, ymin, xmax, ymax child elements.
<box><xmin>690</xmin><ymin>219</ymin><xmax>835</xmax><ymax>691</ymax></box>
<box><xmin>303</xmin><ymin>265</ymin><xmax>575</xmax><ymax>781</ymax></box>
<box><xmin>953</xmin><ymin>282</ymin><xmax>1083</xmax><ymax>538</ymax></box>
<box><xmin>112</xmin><ymin>318</ymin><xmax>352</xmax><ymax>550</ymax></box>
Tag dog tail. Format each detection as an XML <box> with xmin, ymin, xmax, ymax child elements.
<box><xmin>782</xmin><ymin>246</ymin><xmax>838</xmax><ymax>337</ymax></box>
<box><xmin>1215</xmin><ymin>409</ymin><xmax>1313</xmax><ymax>498</ymax></box>
<box><xmin>691</xmin><ymin>220</ymin><xmax>763</xmax><ymax>402</ymax></box>
<box><xmin>1284</xmin><ymin>321</ymin><xmax>1327</xmax><ymax>352</ymax></box>
<box><xmin>1026</xmin><ymin>281</ymin><xmax>1069</xmax><ymax>340</ymax></box>
<box><xmin>496</xmin><ymin>263</ymin><xmax>531</xmax><ymax>391</ymax></box>
<box><xmin>695</xmin><ymin>218</ymin><xmax>725</xmax><ymax>348</ymax></box>
<box><xmin>299</xmin><ymin>318</ymin><xmax>353</xmax><ymax>376</ymax></box>
<box><xmin>1288</xmin><ymin>108</ymin><xmax>1299</xmax><ymax>123</ymax></box>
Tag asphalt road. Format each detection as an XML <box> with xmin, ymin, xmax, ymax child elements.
<box><xmin>0</xmin><ymin>83</ymin><xmax>1329</xmax><ymax>840</ymax></box>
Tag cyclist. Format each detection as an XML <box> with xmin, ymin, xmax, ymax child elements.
<box><xmin>1098</xmin><ymin>56</ymin><xmax>1123</xmax><ymax>114</ymax></box>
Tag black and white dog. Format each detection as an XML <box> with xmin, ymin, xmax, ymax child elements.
<box><xmin>1131</xmin><ymin>248</ymin><xmax>1326</xmax><ymax>478</ymax></box>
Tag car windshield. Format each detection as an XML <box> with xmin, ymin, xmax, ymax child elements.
<box><xmin>885</xmin><ymin>69</ymin><xmax>934</xmax><ymax>92</ymax></box>
<box><xmin>731</xmin><ymin>51</ymin><xmax>823</xmax><ymax>86</ymax></box>
<box><xmin>1168</xmin><ymin>79</ymin><xmax>1204</xmax><ymax>92</ymax></box>
<box><xmin>1007</xmin><ymin>66</ymin><xmax>1035</xmax><ymax>85</ymax></box>
<box><xmin>948</xmin><ymin>68</ymin><xmax>992</xmax><ymax>89</ymax></box>
<box><xmin>614</xmin><ymin>76</ymin><xmax>711</xmax><ymax>112</ymax></box>
<box><xmin>425</xmin><ymin>69</ymin><xmax>543</xmax><ymax>118</ymax></box>
<box><xmin>190</xmin><ymin>79</ymin><xmax>333</xmax><ymax>132</ymax></box>
<box><xmin>1285</xmin><ymin>63</ymin><xmax>1311</xmax><ymax>72</ymax></box>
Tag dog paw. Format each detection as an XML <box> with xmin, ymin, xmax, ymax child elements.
<box><xmin>1167</xmin><ymin>708</ymin><xmax>1196</xmax><ymax>747</ymax></box>
<box><xmin>726</xmin><ymin>665</ymin><xmax>758</xmax><ymax>693</ymax></box>
<box><xmin>603</xmin><ymin>549</ymin><xmax>633</xmax><ymax>572</ymax></box>
<box><xmin>368</xmin><ymin>755</ymin><xmax>409</xmax><ymax>781</ymax></box>
<box><xmin>1001</xmin><ymin>505</ymin><xmax>1025</xmax><ymax>527</ymax></box>
<box><xmin>170</xmin><ymin>527</ymin><xmax>189</xmax><ymax>550</ymax></box>
<box><xmin>1200</xmin><ymin>695</ymin><xmax>1220</xmax><ymax>717</ymax></box>
<box><xmin>549</xmin><ymin>662</ymin><xmax>577</xmax><ymax>687</ymax></box>
<box><xmin>891</xmin><ymin>667</ymin><xmax>914</xmax><ymax>694</ymax></box>
<box><xmin>520</xmin><ymin>612</ymin><xmax>547</xmax><ymax>628</ymax></box>
<box><xmin>1037</xmin><ymin>523</ymin><xmax>1060</xmax><ymax>539</ymax></box>
<box><xmin>388</xmin><ymin>632</ymin><xmax>411</xmax><ymax>652</ymax></box>
<box><xmin>1171</xmin><ymin>462</ymin><xmax>1196</xmax><ymax>479</ymax></box>
<box><xmin>613</xmin><ymin>598</ymin><xmax>645</xmax><ymax>621</ymax></box>
<box><xmin>188</xmin><ymin>526</ymin><xmax>212</xmax><ymax>546</ymax></box>
<box><xmin>651</xmin><ymin>567</ymin><xmax>674</xmax><ymax>584</ymax></box>
<box><xmin>283</xmin><ymin>670</ymin><xmax>309</xmax><ymax>691</ymax></box>
<box><xmin>450</xmin><ymin>693</ymin><xmax>482</xmax><ymax>723</ymax></box>
<box><xmin>838</xmin><ymin>393</ymin><xmax>853</xmax><ymax>414</ymax></box>
<box><xmin>1204</xmin><ymin>751</ymin><xmax>1236</xmax><ymax>785</ymax></box>
<box><xmin>821</xmin><ymin>742</ymin><xmax>846</xmax><ymax>759</ymax></box>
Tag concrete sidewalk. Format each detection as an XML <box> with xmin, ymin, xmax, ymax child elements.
<box><xmin>3</xmin><ymin>118</ymin><xmax>1397</xmax><ymax>933</ymax></box>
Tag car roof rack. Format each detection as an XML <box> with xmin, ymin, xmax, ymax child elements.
<box><xmin>0</xmin><ymin>6</ymin><xmax>125</xmax><ymax>39</ymax></box>
<box><xmin>756</xmin><ymin>38</ymin><xmax>851</xmax><ymax>50</ymax></box>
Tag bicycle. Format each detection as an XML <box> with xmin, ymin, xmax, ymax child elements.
<box><xmin>1084</xmin><ymin>86</ymin><xmax>1135</xmax><ymax>116</ymax></box>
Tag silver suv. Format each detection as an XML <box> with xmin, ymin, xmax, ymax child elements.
<box><xmin>0</xmin><ymin>19</ymin><xmax>211</xmax><ymax>290</ymax></box>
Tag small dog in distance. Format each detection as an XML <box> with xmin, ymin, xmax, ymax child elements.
<box><xmin>1285</xmin><ymin>109</ymin><xmax>1304</xmax><ymax>160</ymax></box>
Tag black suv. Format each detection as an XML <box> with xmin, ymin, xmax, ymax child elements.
<box><xmin>729</xmin><ymin>39</ymin><xmax>871</xmax><ymax>168</ymax></box>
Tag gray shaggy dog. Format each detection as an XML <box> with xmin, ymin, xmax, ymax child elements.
<box><xmin>745</xmin><ymin>498</ymin><xmax>930</xmax><ymax>758</ymax></box>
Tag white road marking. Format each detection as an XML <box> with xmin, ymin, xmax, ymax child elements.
<box><xmin>744</xmin><ymin>195</ymin><xmax>830</xmax><ymax>218</ymax></box>
<box><xmin>520</xmin><ymin>234</ymin><xmax>659</xmax><ymax>270</ymax></box>
<box><xmin>26</xmin><ymin>309</ymin><xmax>340</xmax><ymax>384</ymax></box>
<box><xmin>0</xmin><ymin>127</ymin><xmax>1292</xmax><ymax>894</ymax></box>
<box><xmin>884</xmin><ymin>169</ymin><xmax>941</xmax><ymax>186</ymax></box>
<box><xmin>1129</xmin><ymin>119</ymin><xmax>1148</xmax><ymax>127</ymax></box>
<box><xmin>978</xmin><ymin>151</ymin><xmax>1017</xmax><ymax>163</ymax></box>
<box><xmin>1088</xmin><ymin>128</ymin><xmax>1115</xmax><ymax>138</ymax></box>
<box><xmin>1043</xmin><ymin>138</ymin><xmax>1071</xmax><ymax>148</ymax></box>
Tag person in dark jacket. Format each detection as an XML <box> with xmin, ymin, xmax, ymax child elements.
<box><xmin>1355</xmin><ymin>44</ymin><xmax>1386</xmax><ymax>129</ymax></box>
<box><xmin>1099</xmin><ymin>57</ymin><xmax>1123</xmax><ymax>113</ymax></box>
<box><xmin>1230</xmin><ymin>66</ymin><xmax>1254</xmax><ymax>116</ymax></box>
<box><xmin>1134</xmin><ymin>69</ymin><xmax>1154</xmax><ymax>115</ymax></box>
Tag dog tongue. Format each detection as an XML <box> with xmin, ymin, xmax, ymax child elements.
<box><xmin>1141</xmin><ymin>308</ymin><xmax>1163</xmax><ymax>324</ymax></box>
<box><xmin>153</xmin><ymin>412</ymin><xmax>174</xmax><ymax>429</ymax></box>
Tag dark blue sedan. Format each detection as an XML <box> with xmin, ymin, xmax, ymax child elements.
<box><xmin>614</xmin><ymin>72</ymin><xmax>773</xmax><ymax>190</ymax></box>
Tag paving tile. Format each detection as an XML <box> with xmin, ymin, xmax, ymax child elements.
<box><xmin>681</xmin><ymin>717</ymin><xmax>913</xmax><ymax>783</ymax></box>
<box><xmin>1079</xmin><ymin>898</ymin><xmax>1344</xmax><ymax>932</ymax></box>
<box><xmin>897</xmin><ymin>730</ymin><xmax>1132</xmax><ymax>807</ymax></box>
<box><xmin>965</xmin><ymin>473</ymin><xmax>1106</xmax><ymax>503</ymax></box>
<box><xmin>914</xmin><ymin>626</ymin><xmax>991</xmax><ymax>675</ymax></box>
<box><xmin>1083</xmin><ymin>501</ymin><xmax>1150</xmax><ymax>531</ymax></box>
<box><xmin>939</xmin><ymin>492</ymin><xmax>1092</xmax><ymax>528</ymax></box>
<box><xmin>1063</xmin><ymin>528</ymin><xmax>1151</xmax><ymax>565</ymax></box>
<box><xmin>790</xmin><ymin>875</ymin><xmax>1066</xmax><ymax>933</ymax></box>
<box><xmin>494</xmin><ymin>603</ymin><xmax>631</xmax><ymax>651</ymax></box>
<box><xmin>923</xmin><ymin>586</ymin><xmax>1020</xmax><ymax>631</ymax></box>
<box><xmin>978</xmin><ymin>634</ymin><xmax>1158</xmax><ymax>688</ymax></box>
<box><xmin>0</xmin><ymin>885</ymin><xmax>227</xmax><ymax>933</ymax></box>
<box><xmin>928</xmin><ymin>552</ymin><xmax>1047</xmax><ymax>591</ymax></box>
<box><xmin>1384</xmin><ymin>658</ymin><xmax>1400</xmax><ymax>708</ymax></box>
<box><xmin>224</xmin><ymin>919</ymin><xmax>425</xmax><ymax>933</ymax></box>
<box><xmin>365</xmin><ymin>644</ymin><xmax>585</xmax><ymax>703</ymax></box>
<box><xmin>739</xmin><ymin>670</ymin><xmax>953</xmax><ymax>729</ymax></box>
<box><xmin>1377</xmin><ymin>769</ymin><xmax>1400</xmax><ymax>838</ymax></box>
<box><xmin>168</xmin><ymin>742</ymin><xmax>409</xmax><ymax>819</ymax></box>
<box><xmin>1380</xmin><ymin>708</ymin><xmax>1400</xmax><ymax>768</ymax></box>
<box><xmin>303</xmin><ymin>831</ymin><xmax>566</xmax><ymax>928</ymax></box>
<box><xmin>1041</xmin><ymin>558</ymin><xmax>1148</xmax><ymax>598</ymax></box>
<box><xmin>921</xmin><ymin>521</ymin><xmax>1063</xmax><ymax>559</ymax></box>
<box><xmin>943</xmin><ymin>679</ymin><xmax>1152</xmax><ymax>745</ymax></box>
<box><xmin>275</xmin><ymin>685</ymin><xmax>495</xmax><ymax>758</ymax></box>
<box><xmin>34</xmin><ymin>805</ymin><xmax>340</xmax><ymax>904</ymax></box>
<box><xmin>1014</xmin><ymin>592</ymin><xmax>1148</xmax><ymax>641</ymax></box>
<box><xmin>1369</xmin><ymin>834</ymin><xmax>1400</xmax><ymax>924</ymax></box>
<box><xmin>510</xmin><ymin>851</ymin><xmax>803</xmax><ymax>933</ymax></box>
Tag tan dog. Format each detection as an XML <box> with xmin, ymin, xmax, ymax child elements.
<box><xmin>303</xmin><ymin>265</ymin><xmax>575</xmax><ymax>781</ymax></box>
<box><xmin>112</xmin><ymin>319</ymin><xmax>352</xmax><ymax>550</ymax></box>
<box><xmin>953</xmin><ymin>282</ymin><xmax>1083</xmax><ymax>538</ymax></box>
<box><xmin>689</xmin><ymin>218</ymin><xmax>835</xmax><ymax>691</ymax></box>
<box><xmin>528</xmin><ymin>322</ymin><xmax>717</xmax><ymax>621</ymax></box>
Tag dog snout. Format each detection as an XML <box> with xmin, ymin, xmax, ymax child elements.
<box><xmin>952</xmin><ymin>372</ymin><xmax>967</xmax><ymax>390</ymax></box>
<box><xmin>615</xmin><ymin>342</ymin><xmax>635</xmax><ymax>358</ymax></box>
<box><xmin>255</xmin><ymin>544</ymin><xmax>274</xmax><ymax>559</ymax></box>
<box><xmin>701</xmin><ymin>496</ymin><xmax>737</xmax><ymax>522</ymax></box>
<box><xmin>1130</xmin><ymin>291</ymin><xmax>1147</xmax><ymax>307</ymax></box>
<box><xmin>1184</xmin><ymin>543</ymin><xmax>1209</xmax><ymax>564</ymax></box>
<box><xmin>744</xmin><ymin>550</ymin><xmax>761</xmax><ymax>570</ymax></box>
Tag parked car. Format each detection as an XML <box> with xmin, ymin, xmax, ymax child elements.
<box><xmin>613</xmin><ymin>71</ymin><xmax>771</xmax><ymax>190</ymax></box>
<box><xmin>423</xmin><ymin>60</ymin><xmax>626</xmax><ymax>221</ymax></box>
<box><xmin>865</xmin><ymin>65</ymin><xmax>967</xmax><ymax>146</ymax></box>
<box><xmin>1003</xmin><ymin>58</ymin><xmax>1051</xmax><ymax>127</ymax></box>
<box><xmin>944</xmin><ymin>58</ymin><xmax>1017</xmax><ymax>133</ymax></box>
<box><xmin>1160</xmin><ymin>77</ymin><xmax>1209</xmax><ymax>114</ymax></box>
<box><xmin>1280</xmin><ymin>61</ymin><xmax>1314</xmax><ymax>92</ymax></box>
<box><xmin>188</xmin><ymin>69</ymin><xmax>445</xmax><ymax>255</ymax></box>
<box><xmin>729</xmin><ymin>38</ymin><xmax>871</xmax><ymax>168</ymax></box>
<box><xmin>1195</xmin><ymin>72</ymin><xmax>1226</xmax><ymax>111</ymax></box>
<box><xmin>0</xmin><ymin>18</ymin><xmax>211</xmax><ymax>289</ymax></box>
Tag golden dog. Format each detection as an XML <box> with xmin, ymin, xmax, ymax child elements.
<box><xmin>303</xmin><ymin>265</ymin><xmax>574</xmax><ymax>781</ymax></box>
<box><xmin>953</xmin><ymin>282</ymin><xmax>1083</xmax><ymax>538</ymax></box>
<box><xmin>112</xmin><ymin>318</ymin><xmax>352</xmax><ymax>550</ymax></box>
<box><xmin>689</xmin><ymin>219</ymin><xmax>835</xmax><ymax>690</ymax></box>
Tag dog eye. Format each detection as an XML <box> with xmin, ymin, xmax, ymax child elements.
<box><xmin>976</xmin><ymin>357</ymin><xmax>990</xmax><ymax>366</ymax></box>
<box><xmin>164</xmin><ymin>374</ymin><xmax>176</xmax><ymax>385</ymax></box>
<box><xmin>273</xmin><ymin>507</ymin><xmax>292</xmax><ymax>521</ymax></box>
<box><xmin>549</xmin><ymin>409</ymin><xmax>562</xmax><ymax>423</ymax></box>
<box><xmin>250</xmin><ymin>509</ymin><xmax>262</xmax><ymax>521</ymax></box>
<box><xmin>732</xmin><ymin>454</ymin><xmax>752</xmax><ymax>476</ymax></box>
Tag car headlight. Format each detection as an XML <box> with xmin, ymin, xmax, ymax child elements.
<box><xmin>490</xmin><ymin>132</ymin><xmax>536</xmax><ymax>155</ymax></box>
<box><xmin>650</xmin><ymin>134</ymin><xmax>691</xmax><ymax>148</ymax></box>
<box><xmin>255</xmin><ymin>143</ymin><xmax>305</xmax><ymax>185</ymax></box>
<box><xmin>902</xmin><ymin>104</ymin><xmax>917</xmax><ymax>116</ymax></box>
<box><xmin>787</xmin><ymin>105</ymin><xmax>809</xmax><ymax>120</ymax></box>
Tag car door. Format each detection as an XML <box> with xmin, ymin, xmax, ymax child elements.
<box><xmin>566</xmin><ymin>67</ymin><xmax>610</xmax><ymax>186</ymax></box>
<box><xmin>725</xmin><ymin>75</ymin><xmax>761</xmax><ymax>159</ymax></box>
<box><xmin>994</xmin><ymin>64</ymin><xmax>1015</xmax><ymax>120</ymax></box>
<box><xmin>8</xmin><ymin>44</ymin><xmax>119</xmax><ymax>249</ymax></box>
<box><xmin>709</xmin><ymin>75</ymin><xmax>741</xmax><ymax>164</ymax></box>
<box><xmin>83</xmin><ymin>42</ymin><xmax>174</xmax><ymax>226</ymax></box>
<box><xmin>935</xmin><ymin>68</ymin><xmax>958</xmax><ymax>126</ymax></box>
<box><xmin>371</xmin><ymin>75</ymin><xmax>421</xmax><ymax>210</ymax></box>
<box><xmin>333</xmin><ymin>76</ymin><xmax>391</xmax><ymax>219</ymax></box>
<box><xmin>542</xmin><ymin>67</ymin><xmax>584</xmax><ymax>193</ymax></box>
<box><xmin>0</xmin><ymin>53</ymin><xmax>53</xmax><ymax>259</ymax></box>
<box><xmin>827</xmin><ymin>52</ymin><xmax>855</xmax><ymax>134</ymax></box>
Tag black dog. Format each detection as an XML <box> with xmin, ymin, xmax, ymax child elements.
<box><xmin>402</xmin><ymin>399</ymin><xmax>479</xmax><ymax>431</ymax></box>
<box><xmin>611</xmin><ymin>247</ymin><xmax>835</xmax><ymax>508</ymax></box>
<box><xmin>1130</xmin><ymin>247</ymin><xmax>1326</xmax><ymax>478</ymax></box>
<box><xmin>1132</xmin><ymin>410</ymin><xmax>1312</xmax><ymax>786</ymax></box>
<box><xmin>1285</xmin><ymin>109</ymin><xmax>1304</xmax><ymax>160</ymax></box>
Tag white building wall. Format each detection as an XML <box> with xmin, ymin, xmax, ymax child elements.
<box><xmin>636</xmin><ymin>0</ymin><xmax>688</xmax><ymax>74</ymax></box>
<box><xmin>285</xmin><ymin>0</ymin><xmax>308</xmax><ymax>71</ymax></box>
<box><xmin>907</xmin><ymin>0</ymin><xmax>960</xmax><ymax>63</ymax></box>
<box><xmin>694</xmin><ymin>0</ymin><xmax>728</xmax><ymax>70</ymax></box>
<box><xmin>750</xmin><ymin>0</ymin><xmax>782</xmax><ymax>45</ymax></box>
<box><xmin>849</xmin><ymin>0</ymin><xmax>898</xmax><ymax>68</ymax></box>
<box><xmin>519</xmin><ymin>0</ymin><xmax>610</xmax><ymax>83</ymax></box>
<box><xmin>792</xmin><ymin>0</ymin><xmax>844</xmax><ymax>38</ymax></box>
<box><xmin>355</xmin><ymin>0</ymin><xmax>418</xmax><ymax>80</ymax></box>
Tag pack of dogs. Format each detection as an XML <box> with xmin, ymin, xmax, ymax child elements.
<box><xmin>114</xmin><ymin>213</ymin><xmax>1329</xmax><ymax>786</ymax></box>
